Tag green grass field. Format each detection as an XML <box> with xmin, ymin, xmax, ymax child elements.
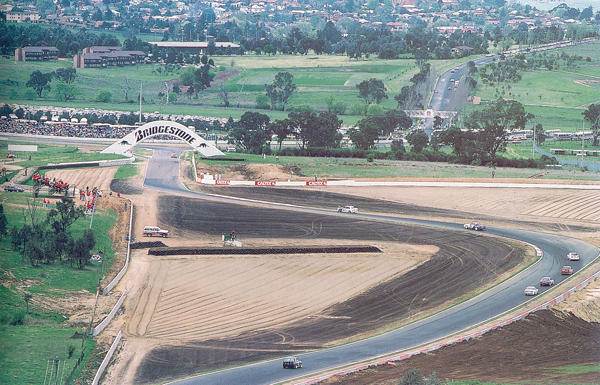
<box><xmin>0</xmin><ymin>184</ymin><xmax>118</xmax><ymax>385</ymax></box>
<box><xmin>471</xmin><ymin>39</ymin><xmax>600</xmax><ymax>134</ymax></box>
<box><xmin>198</xmin><ymin>153</ymin><xmax>598</xmax><ymax>180</ymax></box>
<box><xmin>0</xmin><ymin>142</ymin><xmax>126</xmax><ymax>168</ymax></box>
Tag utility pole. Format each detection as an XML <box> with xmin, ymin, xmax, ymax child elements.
<box><xmin>581</xmin><ymin>120</ymin><xmax>584</xmax><ymax>168</ymax></box>
<box><xmin>139</xmin><ymin>83</ymin><xmax>143</xmax><ymax>124</ymax></box>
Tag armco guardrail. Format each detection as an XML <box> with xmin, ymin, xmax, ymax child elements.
<box><xmin>92</xmin><ymin>330</ymin><xmax>122</xmax><ymax>385</ymax></box>
<box><xmin>103</xmin><ymin>197</ymin><xmax>133</xmax><ymax>295</ymax></box>
<box><xmin>292</xmin><ymin>267</ymin><xmax>600</xmax><ymax>385</ymax></box>
<box><xmin>92</xmin><ymin>290</ymin><xmax>127</xmax><ymax>337</ymax></box>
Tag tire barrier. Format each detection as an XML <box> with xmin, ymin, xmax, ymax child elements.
<box><xmin>148</xmin><ymin>245</ymin><xmax>381</xmax><ymax>256</ymax></box>
<box><xmin>130</xmin><ymin>241</ymin><xmax>168</xmax><ymax>249</ymax></box>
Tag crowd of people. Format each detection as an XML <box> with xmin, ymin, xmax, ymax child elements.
<box><xmin>1</xmin><ymin>119</ymin><xmax>134</xmax><ymax>139</ymax></box>
<box><xmin>32</xmin><ymin>172</ymin><xmax>70</xmax><ymax>193</ymax></box>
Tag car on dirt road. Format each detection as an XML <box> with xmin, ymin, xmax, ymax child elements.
<box><xmin>463</xmin><ymin>222</ymin><xmax>486</xmax><ymax>231</ymax></box>
<box><xmin>4</xmin><ymin>185</ymin><xmax>24</xmax><ymax>192</ymax></box>
<box><xmin>283</xmin><ymin>357</ymin><xmax>302</xmax><ymax>369</ymax></box>
<box><xmin>6</xmin><ymin>153</ymin><xmax>16</xmax><ymax>158</ymax></box>
<box><xmin>561</xmin><ymin>265</ymin><xmax>573</xmax><ymax>275</ymax></box>
<box><xmin>567</xmin><ymin>252</ymin><xmax>580</xmax><ymax>261</ymax></box>
<box><xmin>539</xmin><ymin>276</ymin><xmax>554</xmax><ymax>286</ymax></box>
<box><xmin>524</xmin><ymin>286</ymin><xmax>539</xmax><ymax>296</ymax></box>
<box><xmin>337</xmin><ymin>205</ymin><xmax>358</xmax><ymax>213</ymax></box>
<box><xmin>143</xmin><ymin>226</ymin><xmax>169</xmax><ymax>237</ymax></box>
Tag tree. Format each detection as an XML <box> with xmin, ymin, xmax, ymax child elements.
<box><xmin>349</xmin><ymin>110</ymin><xmax>411</xmax><ymax>151</ymax></box>
<box><xmin>72</xmin><ymin>229</ymin><xmax>95</xmax><ymax>269</ymax></box>
<box><xmin>26</xmin><ymin>70</ymin><xmax>53</xmax><ymax>98</ymax></box>
<box><xmin>265</xmin><ymin>72</ymin><xmax>296</xmax><ymax>111</ymax></box>
<box><xmin>406</xmin><ymin>130</ymin><xmax>429</xmax><ymax>153</ymax></box>
<box><xmin>349</xmin><ymin>118</ymin><xmax>380</xmax><ymax>151</ymax></box>
<box><xmin>438</xmin><ymin>125</ymin><xmax>477</xmax><ymax>162</ymax></box>
<box><xmin>269</xmin><ymin>119</ymin><xmax>294</xmax><ymax>150</ymax></box>
<box><xmin>0</xmin><ymin>204</ymin><xmax>7</xmax><ymax>240</ymax></box>
<box><xmin>582</xmin><ymin>103</ymin><xmax>600</xmax><ymax>146</ymax></box>
<box><xmin>46</xmin><ymin>197</ymin><xmax>85</xmax><ymax>235</ymax></box>
<box><xmin>54</xmin><ymin>83</ymin><xmax>79</xmax><ymax>101</ymax></box>
<box><xmin>356</xmin><ymin>78</ymin><xmax>387</xmax><ymax>105</ymax></box>
<box><xmin>465</xmin><ymin>98</ymin><xmax>534</xmax><ymax>161</ymax></box>
<box><xmin>227</xmin><ymin>112</ymin><xmax>271</xmax><ymax>153</ymax></box>
<box><xmin>398</xmin><ymin>368</ymin><xmax>425</xmax><ymax>385</ymax></box>
<box><xmin>534</xmin><ymin>123</ymin><xmax>545</xmax><ymax>145</ymax></box>
<box><xmin>287</xmin><ymin>111</ymin><xmax>343</xmax><ymax>149</ymax></box>
<box><xmin>433</xmin><ymin>116</ymin><xmax>443</xmax><ymax>130</ymax></box>
<box><xmin>218</xmin><ymin>84</ymin><xmax>230</xmax><ymax>107</ymax></box>
<box><xmin>53</xmin><ymin>67</ymin><xmax>77</xmax><ymax>84</ymax></box>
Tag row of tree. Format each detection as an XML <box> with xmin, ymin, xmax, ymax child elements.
<box><xmin>10</xmin><ymin>198</ymin><xmax>96</xmax><ymax>269</ymax></box>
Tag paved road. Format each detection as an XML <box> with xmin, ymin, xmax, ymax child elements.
<box><xmin>426</xmin><ymin>55</ymin><xmax>498</xmax><ymax>136</ymax></box>
<box><xmin>141</xmin><ymin>147</ymin><xmax>599</xmax><ymax>385</ymax></box>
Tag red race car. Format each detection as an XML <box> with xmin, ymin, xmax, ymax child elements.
<box><xmin>561</xmin><ymin>266</ymin><xmax>573</xmax><ymax>275</ymax></box>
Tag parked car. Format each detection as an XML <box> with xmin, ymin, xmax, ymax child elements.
<box><xmin>143</xmin><ymin>226</ymin><xmax>169</xmax><ymax>237</ymax></box>
<box><xmin>337</xmin><ymin>205</ymin><xmax>358</xmax><ymax>213</ymax></box>
<box><xmin>463</xmin><ymin>221</ymin><xmax>486</xmax><ymax>231</ymax></box>
<box><xmin>524</xmin><ymin>286</ymin><xmax>539</xmax><ymax>296</ymax></box>
<box><xmin>567</xmin><ymin>252</ymin><xmax>580</xmax><ymax>261</ymax></box>
<box><xmin>4</xmin><ymin>185</ymin><xmax>24</xmax><ymax>192</ymax></box>
<box><xmin>539</xmin><ymin>276</ymin><xmax>554</xmax><ymax>286</ymax></box>
<box><xmin>561</xmin><ymin>265</ymin><xmax>573</xmax><ymax>275</ymax></box>
<box><xmin>283</xmin><ymin>357</ymin><xmax>302</xmax><ymax>369</ymax></box>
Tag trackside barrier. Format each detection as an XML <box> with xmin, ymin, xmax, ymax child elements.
<box><xmin>103</xmin><ymin>197</ymin><xmax>134</xmax><ymax>295</ymax></box>
<box><xmin>92</xmin><ymin>290</ymin><xmax>127</xmax><ymax>336</ymax></box>
<box><xmin>46</xmin><ymin>156</ymin><xmax>134</xmax><ymax>169</ymax></box>
<box><xmin>291</xmin><ymin>267</ymin><xmax>600</xmax><ymax>385</ymax></box>
<box><xmin>197</xmin><ymin>178</ymin><xmax>600</xmax><ymax>190</ymax></box>
<box><xmin>92</xmin><ymin>330</ymin><xmax>122</xmax><ymax>385</ymax></box>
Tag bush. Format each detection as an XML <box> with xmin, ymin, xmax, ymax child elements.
<box><xmin>10</xmin><ymin>309</ymin><xmax>26</xmax><ymax>326</ymax></box>
<box><xmin>95</xmin><ymin>90</ymin><xmax>112</xmax><ymax>103</ymax></box>
<box><xmin>255</xmin><ymin>94</ymin><xmax>270</xmax><ymax>109</ymax></box>
<box><xmin>366</xmin><ymin>153</ymin><xmax>374</xmax><ymax>162</ymax></box>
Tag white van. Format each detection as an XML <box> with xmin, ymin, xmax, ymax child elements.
<box><xmin>143</xmin><ymin>226</ymin><xmax>169</xmax><ymax>237</ymax></box>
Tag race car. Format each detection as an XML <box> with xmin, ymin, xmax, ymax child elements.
<box><xmin>337</xmin><ymin>205</ymin><xmax>358</xmax><ymax>213</ymax></box>
<box><xmin>561</xmin><ymin>265</ymin><xmax>573</xmax><ymax>275</ymax></box>
<box><xmin>524</xmin><ymin>286</ymin><xmax>539</xmax><ymax>296</ymax></box>
<box><xmin>567</xmin><ymin>252</ymin><xmax>580</xmax><ymax>261</ymax></box>
<box><xmin>539</xmin><ymin>276</ymin><xmax>554</xmax><ymax>286</ymax></box>
<box><xmin>463</xmin><ymin>221</ymin><xmax>486</xmax><ymax>231</ymax></box>
<box><xmin>283</xmin><ymin>357</ymin><xmax>302</xmax><ymax>369</ymax></box>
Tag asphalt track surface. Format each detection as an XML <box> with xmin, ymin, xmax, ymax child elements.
<box><xmin>141</xmin><ymin>147</ymin><xmax>599</xmax><ymax>385</ymax></box>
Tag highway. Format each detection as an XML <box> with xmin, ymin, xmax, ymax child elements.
<box><xmin>141</xmin><ymin>147</ymin><xmax>599</xmax><ymax>385</ymax></box>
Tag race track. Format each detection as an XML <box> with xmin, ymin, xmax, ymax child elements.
<box><xmin>130</xmin><ymin>148</ymin><xmax>598</xmax><ymax>385</ymax></box>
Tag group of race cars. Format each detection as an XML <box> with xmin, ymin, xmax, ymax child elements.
<box><xmin>524</xmin><ymin>251</ymin><xmax>580</xmax><ymax>296</ymax></box>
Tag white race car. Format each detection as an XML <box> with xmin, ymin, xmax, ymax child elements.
<box><xmin>463</xmin><ymin>221</ymin><xmax>486</xmax><ymax>231</ymax></box>
<box><xmin>567</xmin><ymin>252</ymin><xmax>579</xmax><ymax>261</ymax></box>
<box><xmin>337</xmin><ymin>205</ymin><xmax>358</xmax><ymax>213</ymax></box>
<box><xmin>524</xmin><ymin>286</ymin><xmax>539</xmax><ymax>296</ymax></box>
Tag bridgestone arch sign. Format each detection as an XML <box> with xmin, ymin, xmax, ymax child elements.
<box><xmin>101</xmin><ymin>120</ymin><xmax>224</xmax><ymax>157</ymax></box>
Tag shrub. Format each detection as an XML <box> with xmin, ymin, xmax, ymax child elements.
<box><xmin>255</xmin><ymin>94</ymin><xmax>270</xmax><ymax>109</ymax></box>
<box><xmin>95</xmin><ymin>90</ymin><xmax>112</xmax><ymax>103</ymax></box>
<box><xmin>10</xmin><ymin>309</ymin><xmax>26</xmax><ymax>326</ymax></box>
